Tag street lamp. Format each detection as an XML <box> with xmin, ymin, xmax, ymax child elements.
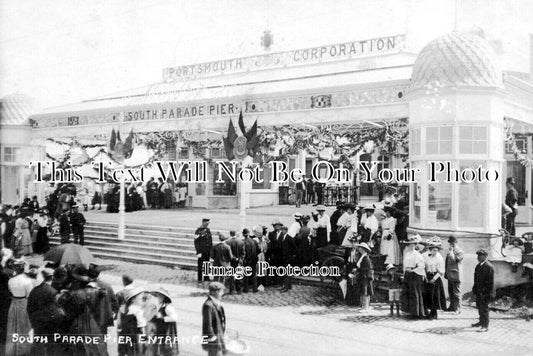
<box><xmin>113</xmin><ymin>142</ymin><xmax>126</xmax><ymax>240</ymax></box>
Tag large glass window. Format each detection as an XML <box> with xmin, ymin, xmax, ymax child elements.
<box><xmin>426</xmin><ymin>127</ymin><xmax>452</xmax><ymax>155</ymax></box>
<box><xmin>427</xmin><ymin>169</ymin><xmax>452</xmax><ymax>224</ymax></box>
<box><xmin>412</xmin><ymin>182</ymin><xmax>421</xmax><ymax>223</ymax></box>
<box><xmin>3</xmin><ymin>147</ymin><xmax>21</xmax><ymax>162</ymax></box>
<box><xmin>213</xmin><ymin>162</ymin><xmax>237</xmax><ymax>196</ymax></box>
<box><xmin>459</xmin><ymin>126</ymin><xmax>487</xmax><ymax>154</ymax></box>
<box><xmin>458</xmin><ymin>161</ymin><xmax>486</xmax><ymax>227</ymax></box>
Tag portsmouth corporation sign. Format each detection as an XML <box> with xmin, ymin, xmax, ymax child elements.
<box><xmin>163</xmin><ymin>34</ymin><xmax>405</xmax><ymax>81</ymax></box>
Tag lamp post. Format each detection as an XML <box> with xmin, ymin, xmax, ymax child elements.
<box><xmin>239</xmin><ymin>165</ymin><xmax>246</xmax><ymax>231</ymax></box>
<box><xmin>114</xmin><ymin>142</ymin><xmax>126</xmax><ymax>240</ymax></box>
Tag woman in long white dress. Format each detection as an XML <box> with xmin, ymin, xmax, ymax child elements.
<box><xmin>380</xmin><ymin>207</ymin><xmax>401</xmax><ymax>265</ymax></box>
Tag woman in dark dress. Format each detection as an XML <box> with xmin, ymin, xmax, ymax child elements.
<box><xmin>145</xmin><ymin>287</ymin><xmax>179</xmax><ymax>356</ymax></box>
<box><xmin>34</xmin><ymin>211</ymin><xmax>51</xmax><ymax>254</ymax></box>
<box><xmin>57</xmin><ymin>265</ymin><xmax>108</xmax><ymax>356</ymax></box>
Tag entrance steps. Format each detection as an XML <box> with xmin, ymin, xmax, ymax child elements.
<box><xmin>49</xmin><ymin>221</ymin><xmax>199</xmax><ymax>269</ymax></box>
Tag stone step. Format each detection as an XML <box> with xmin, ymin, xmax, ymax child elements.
<box><xmin>83</xmin><ymin>229</ymin><xmax>194</xmax><ymax>245</ymax></box>
<box><xmin>50</xmin><ymin>240</ymin><xmax>197</xmax><ymax>268</ymax></box>
<box><xmin>84</xmin><ymin>226</ymin><xmax>197</xmax><ymax>238</ymax></box>
<box><xmin>86</xmin><ymin>221</ymin><xmax>198</xmax><ymax>234</ymax></box>
<box><xmin>82</xmin><ymin>234</ymin><xmax>196</xmax><ymax>250</ymax></box>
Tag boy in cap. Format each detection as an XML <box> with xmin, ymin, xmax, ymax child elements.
<box><xmin>202</xmin><ymin>282</ymin><xmax>226</xmax><ymax>356</ymax></box>
<box><xmin>472</xmin><ymin>249</ymin><xmax>494</xmax><ymax>332</ymax></box>
<box><xmin>195</xmin><ymin>218</ymin><xmax>213</xmax><ymax>283</ymax></box>
<box><xmin>70</xmin><ymin>204</ymin><xmax>86</xmax><ymax>245</ymax></box>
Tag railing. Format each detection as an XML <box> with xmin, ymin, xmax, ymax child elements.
<box><xmin>278</xmin><ymin>186</ymin><xmax>358</xmax><ymax>206</ymax></box>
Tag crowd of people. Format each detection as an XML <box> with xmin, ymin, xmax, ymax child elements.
<box><xmin>0</xmin><ymin>251</ymin><xmax>180</xmax><ymax>356</ymax></box>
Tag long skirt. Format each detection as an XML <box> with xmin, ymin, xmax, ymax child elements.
<box><xmin>400</xmin><ymin>271</ymin><xmax>426</xmax><ymax>317</ymax></box>
<box><xmin>424</xmin><ymin>273</ymin><xmax>446</xmax><ymax>315</ymax></box>
<box><xmin>316</xmin><ymin>227</ymin><xmax>328</xmax><ymax>248</ymax></box>
<box><xmin>380</xmin><ymin>234</ymin><xmax>401</xmax><ymax>265</ymax></box>
<box><xmin>5</xmin><ymin>298</ymin><xmax>32</xmax><ymax>356</ymax></box>
<box><xmin>34</xmin><ymin>227</ymin><xmax>50</xmax><ymax>254</ymax></box>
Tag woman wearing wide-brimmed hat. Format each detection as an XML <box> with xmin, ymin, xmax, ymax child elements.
<box><xmin>422</xmin><ymin>237</ymin><xmax>446</xmax><ymax>319</ymax></box>
<box><xmin>118</xmin><ymin>286</ymin><xmax>148</xmax><ymax>356</ymax></box>
<box><xmin>145</xmin><ymin>286</ymin><xmax>179</xmax><ymax>356</ymax></box>
<box><xmin>354</xmin><ymin>243</ymin><xmax>374</xmax><ymax>310</ymax></box>
<box><xmin>401</xmin><ymin>235</ymin><xmax>426</xmax><ymax>318</ymax></box>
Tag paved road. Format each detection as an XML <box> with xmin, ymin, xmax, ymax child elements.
<box><xmin>98</xmin><ymin>273</ymin><xmax>533</xmax><ymax>356</ymax></box>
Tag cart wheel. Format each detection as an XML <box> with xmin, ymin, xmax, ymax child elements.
<box><xmin>321</xmin><ymin>256</ymin><xmax>345</xmax><ymax>283</ymax></box>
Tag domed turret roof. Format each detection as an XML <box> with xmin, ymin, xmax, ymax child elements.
<box><xmin>0</xmin><ymin>93</ymin><xmax>38</xmax><ymax>126</ymax></box>
<box><xmin>410</xmin><ymin>32</ymin><xmax>502</xmax><ymax>91</ymax></box>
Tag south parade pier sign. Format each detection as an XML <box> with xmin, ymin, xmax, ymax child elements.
<box><xmin>163</xmin><ymin>34</ymin><xmax>406</xmax><ymax>81</ymax></box>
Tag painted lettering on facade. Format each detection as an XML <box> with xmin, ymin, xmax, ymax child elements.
<box><xmin>163</xmin><ymin>35</ymin><xmax>405</xmax><ymax>81</ymax></box>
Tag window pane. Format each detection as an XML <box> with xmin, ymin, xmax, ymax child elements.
<box><xmin>473</xmin><ymin>141</ymin><xmax>487</xmax><ymax>154</ymax></box>
<box><xmin>458</xmin><ymin>161</ymin><xmax>486</xmax><ymax>227</ymax></box>
<box><xmin>213</xmin><ymin>163</ymin><xmax>237</xmax><ymax>195</ymax></box>
<box><xmin>459</xmin><ymin>141</ymin><xmax>472</xmax><ymax>154</ymax></box>
<box><xmin>460</xmin><ymin>126</ymin><xmax>472</xmax><ymax>140</ymax></box>
<box><xmin>440</xmin><ymin>140</ymin><xmax>452</xmax><ymax>154</ymax></box>
<box><xmin>440</xmin><ymin>127</ymin><xmax>453</xmax><ymax>140</ymax></box>
<box><xmin>426</xmin><ymin>141</ymin><xmax>438</xmax><ymax>154</ymax></box>
<box><xmin>473</xmin><ymin>127</ymin><xmax>487</xmax><ymax>140</ymax></box>
<box><xmin>427</xmin><ymin>127</ymin><xmax>438</xmax><ymax>140</ymax></box>
<box><xmin>428</xmin><ymin>170</ymin><xmax>452</xmax><ymax>224</ymax></box>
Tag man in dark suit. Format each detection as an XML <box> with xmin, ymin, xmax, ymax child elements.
<box><xmin>88</xmin><ymin>263</ymin><xmax>118</xmax><ymax>334</ymax></box>
<box><xmin>211</xmin><ymin>234</ymin><xmax>234</xmax><ymax>284</ymax></box>
<box><xmin>226</xmin><ymin>230</ymin><xmax>244</xmax><ymax>294</ymax></box>
<box><xmin>242</xmin><ymin>229</ymin><xmax>259</xmax><ymax>293</ymax></box>
<box><xmin>329</xmin><ymin>201</ymin><xmax>344</xmax><ymax>245</ymax></box>
<box><xmin>445</xmin><ymin>236</ymin><xmax>464</xmax><ymax>313</ymax></box>
<box><xmin>267</xmin><ymin>220</ymin><xmax>284</xmax><ymax>286</ymax></box>
<box><xmin>202</xmin><ymin>282</ymin><xmax>226</xmax><ymax>356</ymax></box>
<box><xmin>472</xmin><ymin>249</ymin><xmax>495</xmax><ymax>332</ymax></box>
<box><xmin>27</xmin><ymin>268</ymin><xmax>66</xmax><ymax>356</ymax></box>
<box><xmin>70</xmin><ymin>205</ymin><xmax>86</xmax><ymax>245</ymax></box>
<box><xmin>505</xmin><ymin>177</ymin><xmax>518</xmax><ymax>235</ymax></box>
<box><xmin>280</xmin><ymin>226</ymin><xmax>296</xmax><ymax>292</ymax></box>
<box><xmin>195</xmin><ymin>218</ymin><xmax>213</xmax><ymax>282</ymax></box>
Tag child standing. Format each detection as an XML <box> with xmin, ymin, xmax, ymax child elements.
<box><xmin>385</xmin><ymin>264</ymin><xmax>402</xmax><ymax>316</ymax></box>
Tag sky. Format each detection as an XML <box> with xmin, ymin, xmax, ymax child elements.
<box><xmin>0</xmin><ymin>0</ymin><xmax>532</xmax><ymax>109</ymax></box>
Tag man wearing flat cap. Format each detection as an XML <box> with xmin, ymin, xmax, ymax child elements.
<box><xmin>195</xmin><ymin>218</ymin><xmax>213</xmax><ymax>283</ymax></box>
<box><xmin>202</xmin><ymin>282</ymin><xmax>226</xmax><ymax>356</ymax></box>
<box><xmin>505</xmin><ymin>177</ymin><xmax>518</xmax><ymax>236</ymax></box>
<box><xmin>472</xmin><ymin>249</ymin><xmax>494</xmax><ymax>332</ymax></box>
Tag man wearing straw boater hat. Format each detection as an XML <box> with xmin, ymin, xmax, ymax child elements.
<box><xmin>313</xmin><ymin>205</ymin><xmax>330</xmax><ymax>248</ymax></box>
<box><xmin>202</xmin><ymin>282</ymin><xmax>227</xmax><ymax>356</ymax></box>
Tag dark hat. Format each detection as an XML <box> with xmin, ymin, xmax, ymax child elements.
<box><xmin>62</xmin><ymin>207</ymin><xmax>70</xmax><ymax>212</ymax></box>
<box><xmin>476</xmin><ymin>249</ymin><xmax>489</xmax><ymax>256</ymax></box>
<box><xmin>336</xmin><ymin>200</ymin><xmax>345</xmax><ymax>207</ymax></box>
<box><xmin>202</xmin><ymin>218</ymin><xmax>210</xmax><ymax>222</ymax></box>
<box><xmin>208</xmin><ymin>281</ymin><xmax>226</xmax><ymax>292</ymax></box>
<box><xmin>71</xmin><ymin>265</ymin><xmax>91</xmax><ymax>283</ymax></box>
<box><xmin>448</xmin><ymin>235</ymin><xmax>458</xmax><ymax>243</ymax></box>
<box><xmin>300</xmin><ymin>215</ymin><xmax>310</xmax><ymax>222</ymax></box>
<box><xmin>506</xmin><ymin>177</ymin><xmax>516</xmax><ymax>185</ymax></box>
<box><xmin>344</xmin><ymin>203</ymin><xmax>355</xmax><ymax>210</ymax></box>
<box><xmin>383</xmin><ymin>206</ymin><xmax>395</xmax><ymax>213</ymax></box>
